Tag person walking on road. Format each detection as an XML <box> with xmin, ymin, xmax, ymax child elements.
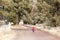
<box><xmin>32</xmin><ymin>27</ymin><xmax>35</xmax><ymax>32</ymax></box>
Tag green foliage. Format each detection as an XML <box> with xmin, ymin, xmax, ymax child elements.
<box><xmin>7</xmin><ymin>12</ymin><xmax>18</xmax><ymax>24</ymax></box>
<box><xmin>1</xmin><ymin>0</ymin><xmax>60</xmax><ymax>26</ymax></box>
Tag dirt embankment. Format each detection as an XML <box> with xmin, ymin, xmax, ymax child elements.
<box><xmin>35</xmin><ymin>24</ymin><xmax>60</xmax><ymax>37</ymax></box>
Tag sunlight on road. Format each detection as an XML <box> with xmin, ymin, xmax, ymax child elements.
<box><xmin>0</xmin><ymin>27</ymin><xmax>16</xmax><ymax>40</ymax></box>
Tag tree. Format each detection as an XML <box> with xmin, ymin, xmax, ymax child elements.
<box><xmin>1</xmin><ymin>0</ymin><xmax>60</xmax><ymax>26</ymax></box>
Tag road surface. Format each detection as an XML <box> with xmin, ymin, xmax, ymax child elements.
<box><xmin>12</xmin><ymin>26</ymin><xmax>60</xmax><ymax>40</ymax></box>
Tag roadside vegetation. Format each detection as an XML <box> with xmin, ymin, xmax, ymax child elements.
<box><xmin>0</xmin><ymin>0</ymin><xmax>60</xmax><ymax>27</ymax></box>
<box><xmin>0</xmin><ymin>0</ymin><xmax>60</xmax><ymax>40</ymax></box>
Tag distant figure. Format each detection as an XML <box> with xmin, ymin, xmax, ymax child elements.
<box><xmin>32</xmin><ymin>27</ymin><xmax>35</xmax><ymax>32</ymax></box>
<box><xmin>19</xmin><ymin>20</ymin><xmax>23</xmax><ymax>25</ymax></box>
<box><xmin>8</xmin><ymin>22</ymin><xmax>11</xmax><ymax>30</ymax></box>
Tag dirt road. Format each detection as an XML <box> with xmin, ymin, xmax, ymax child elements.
<box><xmin>12</xmin><ymin>26</ymin><xmax>60</xmax><ymax>40</ymax></box>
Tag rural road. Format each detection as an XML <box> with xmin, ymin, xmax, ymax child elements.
<box><xmin>11</xmin><ymin>25</ymin><xmax>60</xmax><ymax>40</ymax></box>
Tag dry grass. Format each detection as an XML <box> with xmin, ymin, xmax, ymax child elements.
<box><xmin>11</xmin><ymin>25</ymin><xmax>27</xmax><ymax>29</ymax></box>
<box><xmin>35</xmin><ymin>25</ymin><xmax>60</xmax><ymax>37</ymax></box>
